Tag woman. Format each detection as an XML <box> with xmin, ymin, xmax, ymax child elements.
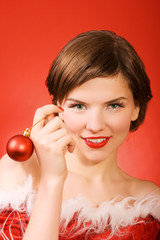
<box><xmin>0</xmin><ymin>30</ymin><xmax>159</xmax><ymax>239</ymax></box>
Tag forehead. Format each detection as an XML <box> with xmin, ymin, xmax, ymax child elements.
<box><xmin>65</xmin><ymin>74</ymin><xmax>133</xmax><ymax>102</ymax></box>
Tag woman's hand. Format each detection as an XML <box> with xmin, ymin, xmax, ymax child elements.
<box><xmin>30</xmin><ymin>104</ymin><xmax>75</xmax><ymax>181</ymax></box>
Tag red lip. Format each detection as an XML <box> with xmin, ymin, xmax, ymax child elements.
<box><xmin>82</xmin><ymin>136</ymin><xmax>111</xmax><ymax>148</ymax></box>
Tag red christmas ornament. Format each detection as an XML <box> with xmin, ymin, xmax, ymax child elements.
<box><xmin>6</xmin><ymin>114</ymin><xmax>51</xmax><ymax>161</ymax></box>
<box><xmin>6</xmin><ymin>128</ymin><xmax>34</xmax><ymax>161</ymax></box>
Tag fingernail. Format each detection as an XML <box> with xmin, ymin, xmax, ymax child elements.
<box><xmin>58</xmin><ymin>106</ymin><xmax>64</xmax><ymax>111</ymax></box>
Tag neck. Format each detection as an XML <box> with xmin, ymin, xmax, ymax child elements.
<box><xmin>65</xmin><ymin>150</ymin><xmax>121</xmax><ymax>182</ymax></box>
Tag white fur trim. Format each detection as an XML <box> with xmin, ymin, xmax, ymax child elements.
<box><xmin>61</xmin><ymin>194</ymin><xmax>160</xmax><ymax>237</ymax></box>
<box><xmin>0</xmin><ymin>175</ymin><xmax>36</xmax><ymax>215</ymax></box>
<box><xmin>0</xmin><ymin>175</ymin><xmax>159</xmax><ymax>237</ymax></box>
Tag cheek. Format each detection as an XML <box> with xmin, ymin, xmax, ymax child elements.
<box><xmin>62</xmin><ymin>112</ymin><xmax>83</xmax><ymax>133</ymax></box>
<box><xmin>107</xmin><ymin>113</ymin><xmax>132</xmax><ymax>134</ymax></box>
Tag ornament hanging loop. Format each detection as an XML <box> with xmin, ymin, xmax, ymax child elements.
<box><xmin>23</xmin><ymin>114</ymin><xmax>50</xmax><ymax>138</ymax></box>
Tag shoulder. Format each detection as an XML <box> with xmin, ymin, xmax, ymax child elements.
<box><xmin>0</xmin><ymin>154</ymin><xmax>25</xmax><ymax>188</ymax></box>
<box><xmin>130</xmin><ymin>177</ymin><xmax>160</xmax><ymax>197</ymax></box>
<box><xmin>120</xmin><ymin>170</ymin><xmax>160</xmax><ymax>197</ymax></box>
<box><xmin>0</xmin><ymin>154</ymin><xmax>37</xmax><ymax>213</ymax></box>
<box><xmin>0</xmin><ymin>153</ymin><xmax>40</xmax><ymax>189</ymax></box>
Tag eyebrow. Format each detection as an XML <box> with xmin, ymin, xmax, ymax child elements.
<box><xmin>66</xmin><ymin>97</ymin><xmax>128</xmax><ymax>105</ymax></box>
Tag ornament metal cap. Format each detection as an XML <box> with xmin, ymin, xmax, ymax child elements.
<box><xmin>23</xmin><ymin>128</ymin><xmax>31</xmax><ymax>137</ymax></box>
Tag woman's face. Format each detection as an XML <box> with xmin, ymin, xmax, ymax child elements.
<box><xmin>60</xmin><ymin>74</ymin><xmax>139</xmax><ymax>163</ymax></box>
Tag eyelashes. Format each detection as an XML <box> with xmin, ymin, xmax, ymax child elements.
<box><xmin>68</xmin><ymin>103</ymin><xmax>85</xmax><ymax>110</ymax></box>
<box><xmin>108</xmin><ymin>102</ymin><xmax>125</xmax><ymax>109</ymax></box>
<box><xmin>68</xmin><ymin>102</ymin><xmax>125</xmax><ymax>110</ymax></box>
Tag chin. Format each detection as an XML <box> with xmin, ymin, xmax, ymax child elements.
<box><xmin>80</xmin><ymin>150</ymin><xmax>111</xmax><ymax>164</ymax></box>
<box><xmin>74</xmin><ymin>141</ymin><xmax>116</xmax><ymax>164</ymax></box>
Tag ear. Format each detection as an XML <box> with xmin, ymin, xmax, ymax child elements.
<box><xmin>131</xmin><ymin>105</ymin><xmax>140</xmax><ymax>121</ymax></box>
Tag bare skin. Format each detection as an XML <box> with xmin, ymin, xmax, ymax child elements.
<box><xmin>0</xmin><ymin>76</ymin><xmax>159</xmax><ymax>239</ymax></box>
<box><xmin>0</xmin><ymin>152</ymin><xmax>159</xmax><ymax>205</ymax></box>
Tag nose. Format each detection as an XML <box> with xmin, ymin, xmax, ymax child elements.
<box><xmin>86</xmin><ymin>110</ymin><xmax>106</xmax><ymax>133</ymax></box>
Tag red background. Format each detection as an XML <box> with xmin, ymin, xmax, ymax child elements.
<box><xmin>0</xmin><ymin>0</ymin><xmax>160</xmax><ymax>185</ymax></box>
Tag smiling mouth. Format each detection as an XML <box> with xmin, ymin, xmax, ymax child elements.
<box><xmin>86</xmin><ymin>137</ymin><xmax>107</xmax><ymax>143</ymax></box>
<box><xmin>82</xmin><ymin>137</ymin><xmax>111</xmax><ymax>148</ymax></box>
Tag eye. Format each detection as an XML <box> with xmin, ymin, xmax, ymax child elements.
<box><xmin>108</xmin><ymin>103</ymin><xmax>124</xmax><ymax>110</ymax></box>
<box><xmin>69</xmin><ymin>103</ymin><xmax>86</xmax><ymax>110</ymax></box>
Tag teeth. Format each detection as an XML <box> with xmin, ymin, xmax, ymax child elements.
<box><xmin>86</xmin><ymin>138</ymin><xmax>106</xmax><ymax>143</ymax></box>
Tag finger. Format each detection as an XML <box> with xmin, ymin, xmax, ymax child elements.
<box><xmin>43</xmin><ymin>114</ymin><xmax>54</xmax><ymax>125</ymax></box>
<box><xmin>40</xmin><ymin>117</ymin><xmax>65</xmax><ymax>135</ymax></box>
<box><xmin>56</xmin><ymin>135</ymin><xmax>75</xmax><ymax>153</ymax></box>
<box><xmin>32</xmin><ymin>105</ymin><xmax>63</xmax><ymax>131</ymax></box>
<box><xmin>37</xmin><ymin>128</ymin><xmax>68</xmax><ymax>145</ymax></box>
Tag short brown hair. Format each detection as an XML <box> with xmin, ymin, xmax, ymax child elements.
<box><xmin>46</xmin><ymin>30</ymin><xmax>152</xmax><ymax>131</ymax></box>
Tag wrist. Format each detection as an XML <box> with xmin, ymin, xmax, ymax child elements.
<box><xmin>39</xmin><ymin>174</ymin><xmax>66</xmax><ymax>191</ymax></box>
